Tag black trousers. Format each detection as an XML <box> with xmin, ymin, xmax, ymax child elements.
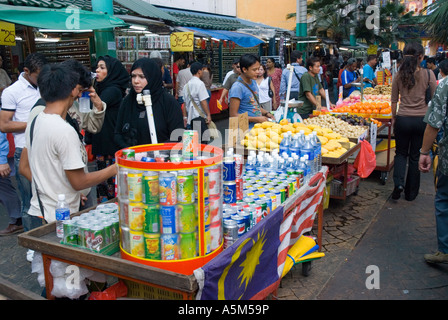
<box><xmin>393</xmin><ymin>115</ymin><xmax>426</xmax><ymax>200</ymax></box>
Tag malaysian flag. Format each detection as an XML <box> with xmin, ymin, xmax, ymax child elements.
<box><xmin>194</xmin><ymin>167</ymin><xmax>328</xmax><ymax>300</ymax></box>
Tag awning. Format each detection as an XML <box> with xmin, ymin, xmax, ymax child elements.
<box><xmin>0</xmin><ymin>4</ymin><xmax>127</xmax><ymax>30</ymax></box>
<box><xmin>184</xmin><ymin>27</ymin><xmax>264</xmax><ymax>48</ymax></box>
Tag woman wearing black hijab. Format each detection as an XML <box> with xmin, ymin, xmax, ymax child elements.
<box><xmin>115</xmin><ymin>58</ymin><xmax>184</xmax><ymax>149</ymax></box>
<box><xmin>92</xmin><ymin>55</ymin><xmax>129</xmax><ymax>202</ymax></box>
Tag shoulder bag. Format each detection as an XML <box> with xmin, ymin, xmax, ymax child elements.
<box><xmin>185</xmin><ymin>84</ymin><xmax>219</xmax><ymax>139</ymax></box>
<box><xmin>425</xmin><ymin>69</ymin><xmax>432</xmax><ymax>105</ymax></box>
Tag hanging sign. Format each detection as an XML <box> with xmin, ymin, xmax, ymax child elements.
<box><xmin>170</xmin><ymin>32</ymin><xmax>194</xmax><ymax>52</ymax></box>
<box><xmin>0</xmin><ymin>21</ymin><xmax>16</xmax><ymax>46</ymax></box>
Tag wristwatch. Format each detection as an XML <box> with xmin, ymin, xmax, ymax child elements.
<box><xmin>419</xmin><ymin>148</ymin><xmax>430</xmax><ymax>155</ymax></box>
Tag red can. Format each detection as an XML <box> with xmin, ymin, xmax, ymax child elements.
<box><xmin>235</xmin><ymin>178</ymin><xmax>243</xmax><ymax>201</ymax></box>
<box><xmin>234</xmin><ymin>154</ymin><xmax>243</xmax><ymax>180</ymax></box>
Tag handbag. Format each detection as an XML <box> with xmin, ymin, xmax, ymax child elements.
<box><xmin>268</xmin><ymin>77</ymin><xmax>274</xmax><ymax>98</ymax></box>
<box><xmin>185</xmin><ymin>84</ymin><xmax>219</xmax><ymax>139</ymax></box>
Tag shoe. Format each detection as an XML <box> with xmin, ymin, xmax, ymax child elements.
<box><xmin>391</xmin><ymin>185</ymin><xmax>404</xmax><ymax>200</ymax></box>
<box><xmin>0</xmin><ymin>224</ymin><xmax>24</xmax><ymax>236</ymax></box>
<box><xmin>424</xmin><ymin>251</ymin><xmax>448</xmax><ymax>264</ymax></box>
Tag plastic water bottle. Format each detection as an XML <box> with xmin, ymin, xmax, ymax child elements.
<box><xmin>55</xmin><ymin>194</ymin><xmax>70</xmax><ymax>238</ymax></box>
<box><xmin>279</xmin><ymin>131</ymin><xmax>291</xmax><ymax>156</ymax></box>
<box><xmin>312</xmin><ymin>132</ymin><xmax>322</xmax><ymax>172</ymax></box>
<box><xmin>309</xmin><ymin>133</ymin><xmax>318</xmax><ymax>174</ymax></box>
<box><xmin>303</xmin><ymin>155</ymin><xmax>312</xmax><ymax>181</ymax></box>
<box><xmin>245</xmin><ymin>155</ymin><xmax>256</xmax><ymax>173</ymax></box>
<box><xmin>289</xmin><ymin>134</ymin><xmax>300</xmax><ymax>157</ymax></box>
<box><xmin>302</xmin><ymin>136</ymin><xmax>315</xmax><ymax>175</ymax></box>
<box><xmin>277</xmin><ymin>158</ymin><xmax>286</xmax><ymax>174</ymax></box>
<box><xmin>299</xmin><ymin>156</ymin><xmax>309</xmax><ymax>181</ymax></box>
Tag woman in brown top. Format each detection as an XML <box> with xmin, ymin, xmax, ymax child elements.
<box><xmin>391</xmin><ymin>43</ymin><xmax>437</xmax><ymax>201</ymax></box>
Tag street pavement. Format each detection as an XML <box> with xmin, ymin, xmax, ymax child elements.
<box><xmin>1</xmin><ymin>122</ymin><xmax>447</xmax><ymax>299</ymax></box>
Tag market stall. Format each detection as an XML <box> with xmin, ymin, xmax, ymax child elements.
<box><xmin>18</xmin><ymin>134</ymin><xmax>327</xmax><ymax>300</ymax></box>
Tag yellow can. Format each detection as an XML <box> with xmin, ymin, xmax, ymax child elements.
<box><xmin>129</xmin><ymin>202</ymin><xmax>144</xmax><ymax>231</ymax></box>
<box><xmin>127</xmin><ymin>171</ymin><xmax>143</xmax><ymax>202</ymax></box>
<box><xmin>130</xmin><ymin>229</ymin><xmax>145</xmax><ymax>257</ymax></box>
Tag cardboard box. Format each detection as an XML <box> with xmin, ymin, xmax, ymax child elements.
<box><xmin>228</xmin><ymin>112</ymin><xmax>249</xmax><ymax>148</ymax></box>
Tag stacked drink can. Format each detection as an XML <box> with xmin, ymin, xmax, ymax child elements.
<box><xmin>61</xmin><ymin>203</ymin><xmax>120</xmax><ymax>253</ymax></box>
<box><xmin>117</xmin><ymin>139</ymin><xmax>223</xmax><ymax>261</ymax></box>
<box><xmin>222</xmin><ymin>163</ymin><xmax>302</xmax><ymax>249</ymax></box>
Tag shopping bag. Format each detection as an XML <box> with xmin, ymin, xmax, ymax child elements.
<box><xmin>354</xmin><ymin>139</ymin><xmax>376</xmax><ymax>178</ymax></box>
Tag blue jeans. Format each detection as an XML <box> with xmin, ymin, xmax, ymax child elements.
<box><xmin>435</xmin><ymin>170</ymin><xmax>448</xmax><ymax>253</ymax></box>
<box><xmin>14</xmin><ymin>147</ymin><xmax>33</xmax><ymax>231</ymax></box>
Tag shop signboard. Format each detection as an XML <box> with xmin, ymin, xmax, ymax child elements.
<box><xmin>0</xmin><ymin>21</ymin><xmax>16</xmax><ymax>46</ymax></box>
<box><xmin>170</xmin><ymin>32</ymin><xmax>194</xmax><ymax>52</ymax></box>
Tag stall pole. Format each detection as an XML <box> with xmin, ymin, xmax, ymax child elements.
<box><xmin>283</xmin><ymin>64</ymin><xmax>294</xmax><ymax>120</ymax></box>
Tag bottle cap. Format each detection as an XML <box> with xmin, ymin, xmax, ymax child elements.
<box><xmin>58</xmin><ymin>194</ymin><xmax>65</xmax><ymax>201</ymax></box>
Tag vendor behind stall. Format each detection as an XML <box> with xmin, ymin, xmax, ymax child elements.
<box><xmin>229</xmin><ymin>54</ymin><xmax>274</xmax><ymax>130</ymax></box>
<box><xmin>297</xmin><ymin>57</ymin><xmax>335</xmax><ymax>118</ymax></box>
<box><xmin>341</xmin><ymin>58</ymin><xmax>361</xmax><ymax>98</ymax></box>
<box><xmin>114</xmin><ymin>58</ymin><xmax>184</xmax><ymax>148</ymax></box>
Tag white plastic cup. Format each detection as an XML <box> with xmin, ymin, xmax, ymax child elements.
<box><xmin>78</xmin><ymin>91</ymin><xmax>90</xmax><ymax>113</ymax></box>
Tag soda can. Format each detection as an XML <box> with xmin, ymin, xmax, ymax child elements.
<box><xmin>223</xmin><ymin>158</ymin><xmax>235</xmax><ymax>181</ymax></box>
<box><xmin>234</xmin><ymin>154</ymin><xmax>243</xmax><ymax>179</ymax></box>
<box><xmin>78</xmin><ymin>220</ymin><xmax>91</xmax><ymax>248</ymax></box>
<box><xmin>210</xmin><ymin>222</ymin><xmax>222</xmax><ymax>251</ymax></box>
<box><xmin>182</xmin><ymin>130</ymin><xmax>199</xmax><ymax>160</ymax></box>
<box><xmin>208</xmin><ymin>195</ymin><xmax>221</xmax><ymax>224</ymax></box>
<box><xmin>222</xmin><ymin>210</ymin><xmax>232</xmax><ymax>221</ymax></box>
<box><xmin>242</xmin><ymin>207</ymin><xmax>255</xmax><ymax>229</ymax></box>
<box><xmin>264</xmin><ymin>196</ymin><xmax>272</xmax><ymax>215</ymax></box>
<box><xmin>235</xmin><ymin>178</ymin><xmax>243</xmax><ymax>201</ymax></box>
<box><xmin>255</xmin><ymin>199</ymin><xmax>268</xmax><ymax>219</ymax></box>
<box><xmin>122</xmin><ymin>148</ymin><xmax>135</xmax><ymax>160</ymax></box>
<box><xmin>103</xmin><ymin>220</ymin><xmax>114</xmax><ymax>246</ymax></box>
<box><xmin>275</xmin><ymin>186</ymin><xmax>286</xmax><ymax>203</ymax></box>
<box><xmin>144</xmin><ymin>233</ymin><xmax>161</xmax><ymax>259</ymax></box>
<box><xmin>127</xmin><ymin>170</ymin><xmax>143</xmax><ymax>202</ymax></box>
<box><xmin>161</xmin><ymin>233</ymin><xmax>180</xmax><ymax>260</ymax></box>
<box><xmin>141</xmin><ymin>157</ymin><xmax>155</xmax><ymax>163</ymax></box>
<box><xmin>177</xmin><ymin>170</ymin><xmax>195</xmax><ymax>204</ymax></box>
<box><xmin>143</xmin><ymin>204</ymin><xmax>160</xmax><ymax>233</ymax></box>
<box><xmin>170</xmin><ymin>155</ymin><xmax>183</xmax><ymax>163</ymax></box>
<box><xmin>268</xmin><ymin>192</ymin><xmax>278</xmax><ymax>211</ymax></box>
<box><xmin>159</xmin><ymin>173</ymin><xmax>177</xmax><ymax>206</ymax></box>
<box><xmin>118</xmin><ymin>169</ymin><xmax>128</xmax><ymax>198</ymax></box>
<box><xmin>160</xmin><ymin>205</ymin><xmax>179</xmax><ymax>234</ymax></box>
<box><xmin>155</xmin><ymin>154</ymin><xmax>169</xmax><ymax>163</ymax></box>
<box><xmin>180</xmin><ymin>232</ymin><xmax>197</xmax><ymax>259</ymax></box>
<box><xmin>204</xmin><ymin>224</ymin><xmax>211</xmax><ymax>254</ymax></box>
<box><xmin>223</xmin><ymin>219</ymin><xmax>238</xmax><ymax>248</ymax></box>
<box><xmin>129</xmin><ymin>202</ymin><xmax>144</xmax><ymax>231</ymax></box>
<box><xmin>90</xmin><ymin>224</ymin><xmax>105</xmax><ymax>252</ymax></box>
<box><xmin>142</xmin><ymin>171</ymin><xmax>159</xmax><ymax>204</ymax></box>
<box><xmin>296</xmin><ymin>169</ymin><xmax>304</xmax><ymax>188</ymax></box>
<box><xmin>129</xmin><ymin>229</ymin><xmax>145</xmax><ymax>257</ymax></box>
<box><xmin>63</xmin><ymin>220</ymin><xmax>78</xmax><ymax>245</ymax></box>
<box><xmin>207</xmin><ymin>167</ymin><xmax>221</xmax><ymax>196</ymax></box>
<box><xmin>110</xmin><ymin>217</ymin><xmax>120</xmax><ymax>243</ymax></box>
<box><xmin>223</xmin><ymin>181</ymin><xmax>237</xmax><ymax>204</ymax></box>
<box><xmin>177</xmin><ymin>204</ymin><xmax>196</xmax><ymax>233</ymax></box>
<box><xmin>239</xmin><ymin>211</ymin><xmax>252</xmax><ymax>231</ymax></box>
<box><xmin>118</xmin><ymin>199</ymin><xmax>129</xmax><ymax>227</ymax></box>
<box><xmin>120</xmin><ymin>226</ymin><xmax>131</xmax><ymax>253</ymax></box>
<box><xmin>231</xmin><ymin>214</ymin><xmax>246</xmax><ymax>238</ymax></box>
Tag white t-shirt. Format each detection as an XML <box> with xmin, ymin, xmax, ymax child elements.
<box><xmin>26</xmin><ymin>113</ymin><xmax>87</xmax><ymax>223</ymax></box>
<box><xmin>257</xmin><ymin>77</ymin><xmax>271</xmax><ymax>104</ymax></box>
<box><xmin>1</xmin><ymin>72</ymin><xmax>41</xmax><ymax>148</ymax></box>
<box><xmin>176</xmin><ymin>67</ymin><xmax>193</xmax><ymax>98</ymax></box>
<box><xmin>184</xmin><ymin>76</ymin><xmax>210</xmax><ymax>124</ymax></box>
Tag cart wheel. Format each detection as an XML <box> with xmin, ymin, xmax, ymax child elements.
<box><xmin>302</xmin><ymin>261</ymin><xmax>312</xmax><ymax>277</ymax></box>
<box><xmin>380</xmin><ymin>172</ymin><xmax>388</xmax><ymax>185</ymax></box>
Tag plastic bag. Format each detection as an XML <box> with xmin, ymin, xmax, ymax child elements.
<box><xmin>354</xmin><ymin>139</ymin><xmax>376</xmax><ymax>178</ymax></box>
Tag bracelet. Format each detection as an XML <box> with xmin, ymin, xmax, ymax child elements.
<box><xmin>183</xmin><ymin>116</ymin><xmax>187</xmax><ymax>119</ymax></box>
<box><xmin>420</xmin><ymin>148</ymin><xmax>430</xmax><ymax>155</ymax></box>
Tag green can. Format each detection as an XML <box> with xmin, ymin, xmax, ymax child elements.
<box><xmin>275</xmin><ymin>186</ymin><xmax>286</xmax><ymax>203</ymax></box>
<box><xmin>255</xmin><ymin>199</ymin><xmax>268</xmax><ymax>219</ymax></box>
<box><xmin>63</xmin><ymin>220</ymin><xmax>78</xmax><ymax>245</ymax></box>
<box><xmin>180</xmin><ymin>232</ymin><xmax>197</xmax><ymax>259</ymax></box>
<box><xmin>90</xmin><ymin>224</ymin><xmax>105</xmax><ymax>252</ymax></box>
<box><xmin>144</xmin><ymin>233</ymin><xmax>161</xmax><ymax>259</ymax></box>
<box><xmin>78</xmin><ymin>220</ymin><xmax>91</xmax><ymax>248</ymax></box>
<box><xmin>143</xmin><ymin>172</ymin><xmax>159</xmax><ymax>204</ymax></box>
<box><xmin>101</xmin><ymin>220</ymin><xmax>112</xmax><ymax>246</ymax></box>
<box><xmin>143</xmin><ymin>204</ymin><xmax>160</xmax><ymax>233</ymax></box>
<box><xmin>177</xmin><ymin>204</ymin><xmax>196</xmax><ymax>233</ymax></box>
<box><xmin>177</xmin><ymin>171</ymin><xmax>195</xmax><ymax>204</ymax></box>
<box><xmin>122</xmin><ymin>148</ymin><xmax>135</xmax><ymax>160</ymax></box>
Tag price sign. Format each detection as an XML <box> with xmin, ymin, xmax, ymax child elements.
<box><xmin>170</xmin><ymin>32</ymin><xmax>194</xmax><ymax>52</ymax></box>
<box><xmin>0</xmin><ymin>21</ymin><xmax>16</xmax><ymax>46</ymax></box>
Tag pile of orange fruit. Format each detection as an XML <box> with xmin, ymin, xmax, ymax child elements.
<box><xmin>334</xmin><ymin>102</ymin><xmax>391</xmax><ymax>115</ymax></box>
